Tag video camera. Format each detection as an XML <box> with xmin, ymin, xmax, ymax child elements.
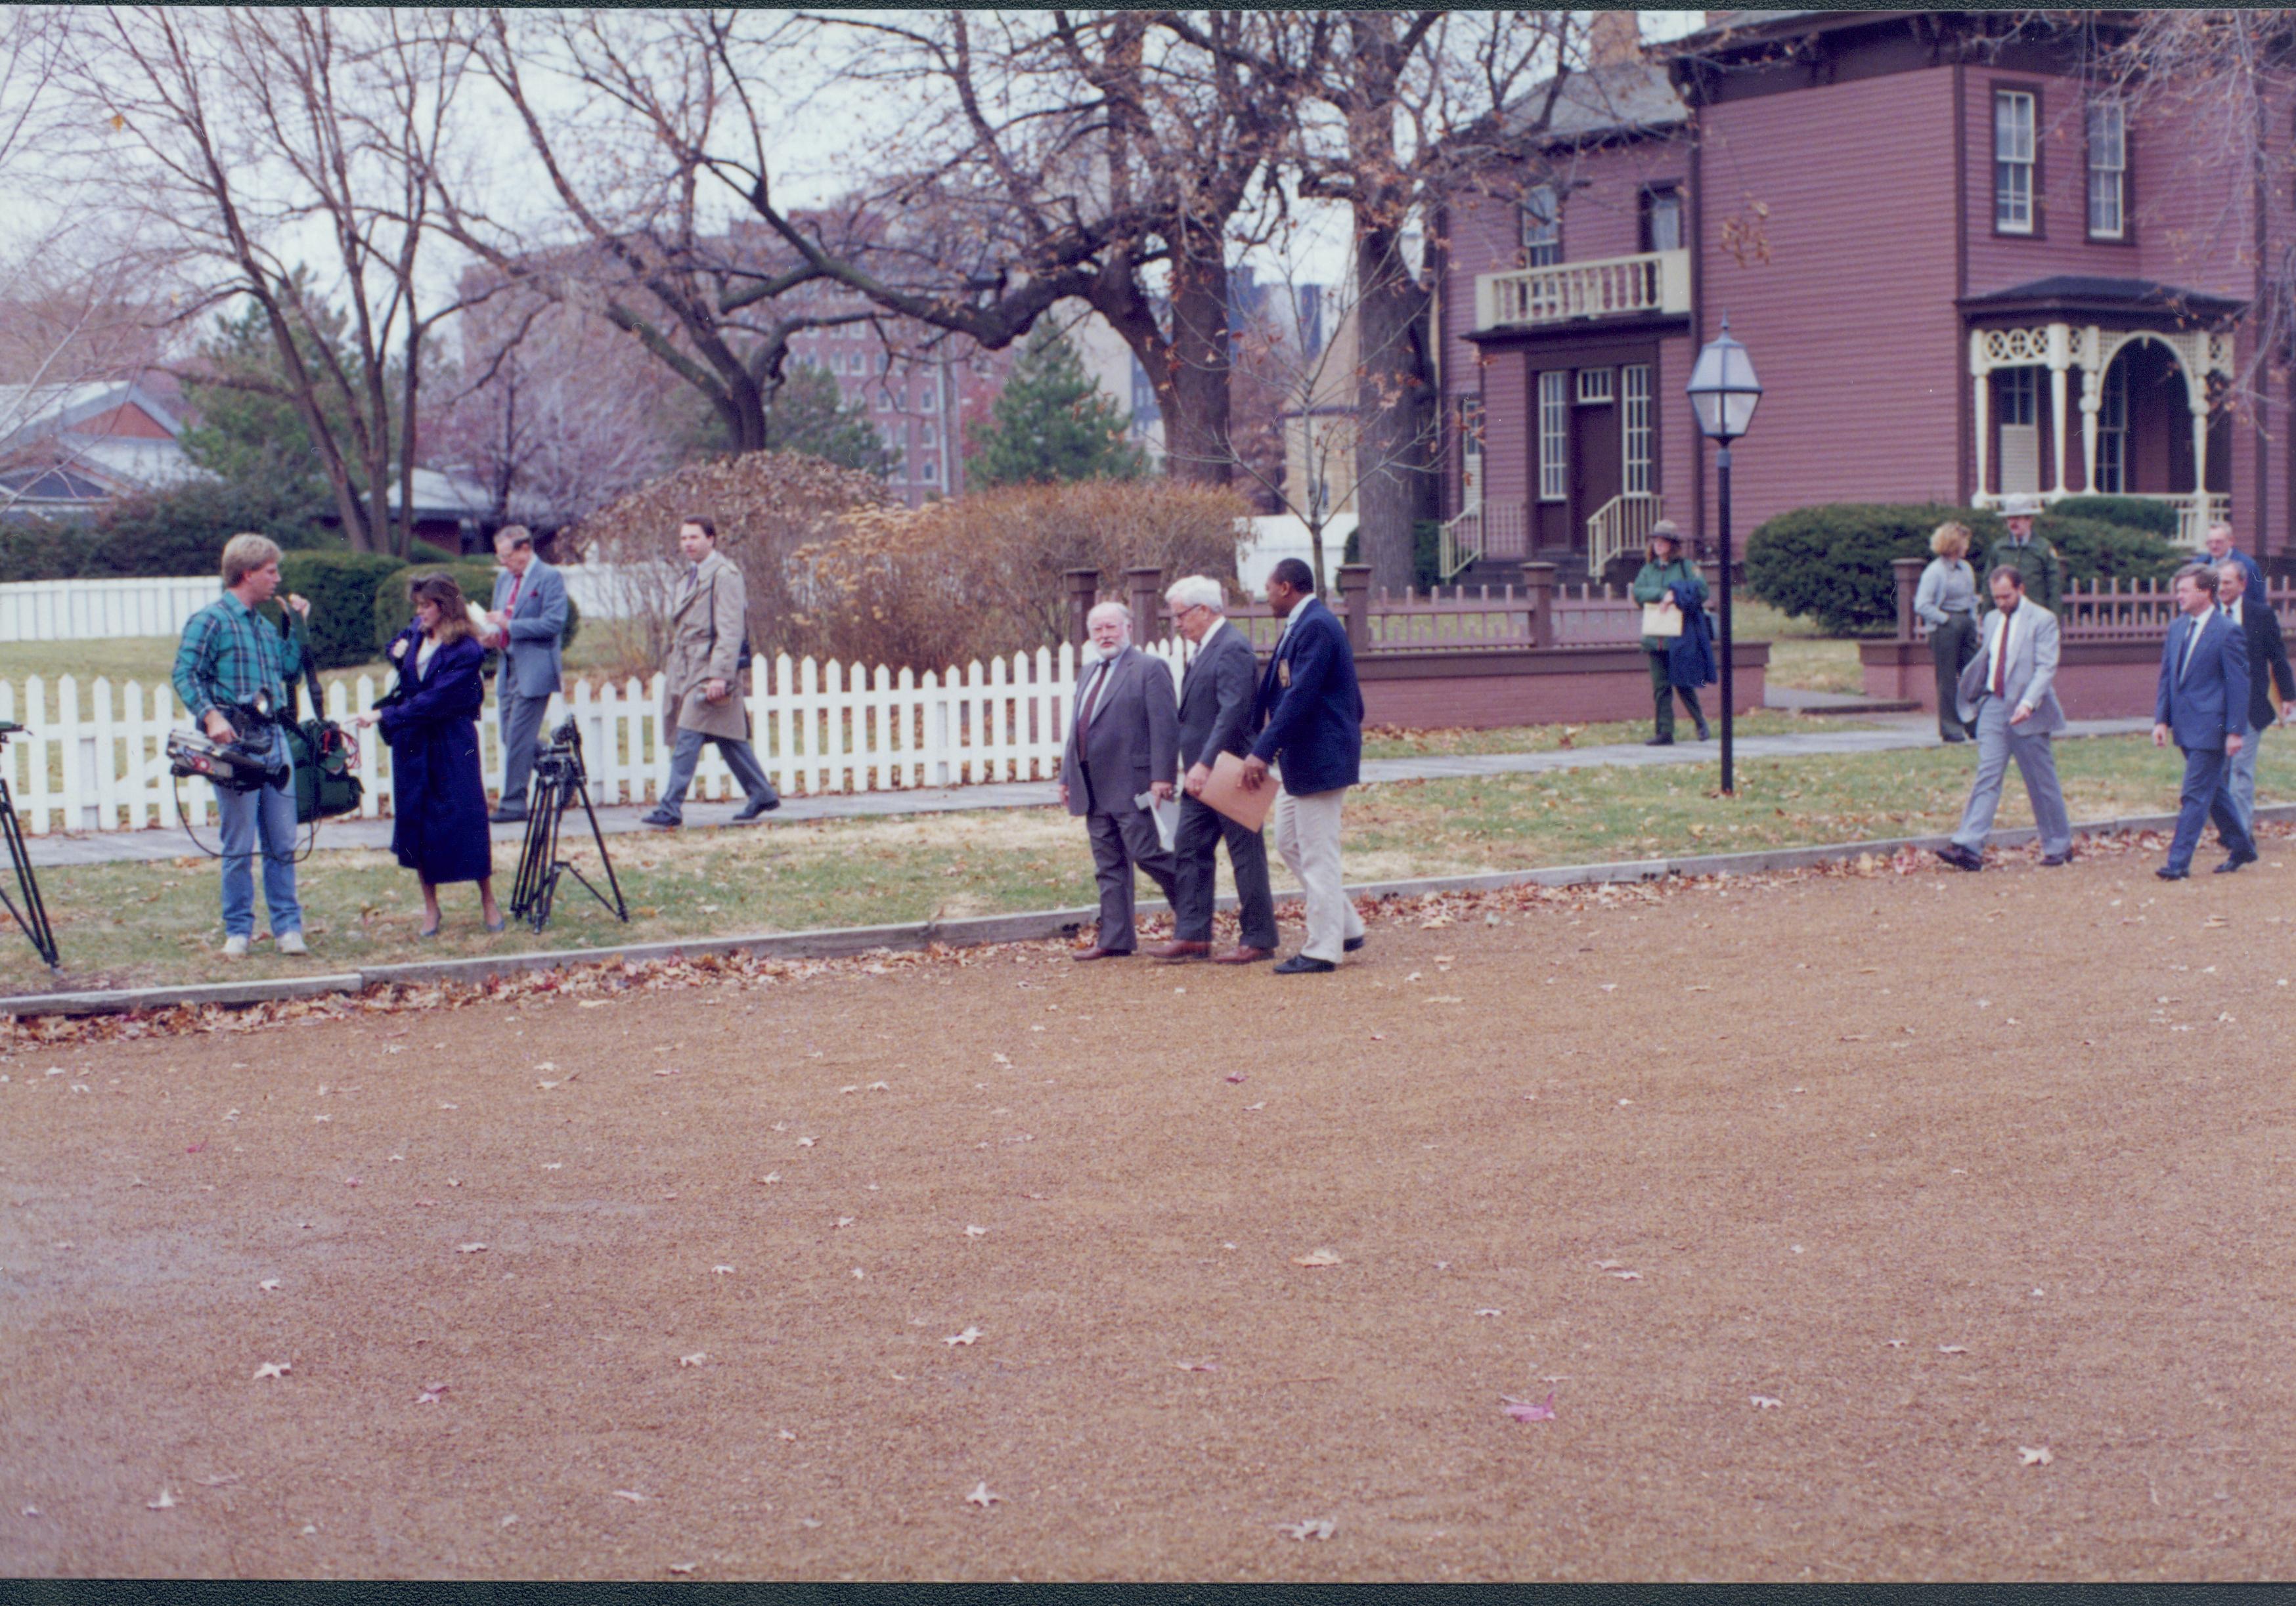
<box><xmin>166</xmin><ymin>726</ymin><xmax>290</xmax><ymax>794</ymax></box>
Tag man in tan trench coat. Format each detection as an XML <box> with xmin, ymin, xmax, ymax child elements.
<box><xmin>640</xmin><ymin>516</ymin><xmax>782</xmax><ymax>828</ymax></box>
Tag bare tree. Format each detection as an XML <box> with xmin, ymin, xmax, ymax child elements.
<box><xmin>53</xmin><ymin>7</ymin><xmax>483</xmax><ymax>554</ymax></box>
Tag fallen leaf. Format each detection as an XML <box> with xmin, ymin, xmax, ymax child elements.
<box><xmin>797</xmin><ymin>1137</ymin><xmax>816</xmax><ymax>1148</ymax></box>
<box><xmin>1938</xmin><ymin>1345</ymin><xmax>1968</xmax><ymax>1355</ymax></box>
<box><xmin>1244</xmin><ymin>1100</ymin><xmax>1266</xmax><ymax>1111</ymax></box>
<box><xmin>2020</xmin><ymin>1445</ymin><xmax>2054</xmax><ymax>1466</ymax></box>
<box><xmin>1424</xmin><ymin>996</ymin><xmax>1464</xmax><ymax>1005</ymax></box>
<box><xmin>945</xmin><ymin>1326</ymin><xmax>982</xmax><ymax>1346</ymax></box>
<box><xmin>1224</xmin><ymin>1073</ymin><xmax>1247</xmax><ymax>1084</ymax></box>
<box><xmin>612</xmin><ymin>1489</ymin><xmax>648</xmax><ymax>1504</ymax></box>
<box><xmin>457</xmin><ymin>1243</ymin><xmax>487</xmax><ymax>1255</ymax></box>
<box><xmin>1175</xmin><ymin>1360</ymin><xmax>1218</xmax><ymax>1372</ymax></box>
<box><xmin>755</xmin><ymin>1173</ymin><xmax>781</xmax><ymax>1185</ymax></box>
<box><xmin>1292</xmin><ymin>1248</ymin><xmax>1342</xmax><ymax>1268</ymax></box>
<box><xmin>965</xmin><ymin>1225</ymin><xmax>986</xmax><ymax>1238</ymax></box>
<box><xmin>779</xmin><ymin>1430</ymin><xmax>798</xmax><ymax>1441</ymax></box>
<box><xmin>1501</xmin><ymin>1391</ymin><xmax>1557</xmax><ymax>1422</ymax></box>
<box><xmin>257</xmin><ymin>1278</ymin><xmax>281</xmax><ymax>1292</ymax></box>
<box><xmin>668</xmin><ymin>1563</ymin><xmax>695</xmax><ymax>1574</ymax></box>
<box><xmin>680</xmin><ymin>1352</ymin><xmax>707</xmax><ymax>1368</ymax></box>
<box><xmin>416</xmin><ymin>1383</ymin><xmax>449</xmax><ymax>1404</ymax></box>
<box><xmin>253</xmin><ymin>1361</ymin><xmax>290</xmax><ymax>1381</ymax></box>
<box><xmin>147</xmin><ymin>1489</ymin><xmax>176</xmax><ymax>1511</ymax></box>
<box><xmin>965</xmin><ymin>1481</ymin><xmax>1000</xmax><ymax>1508</ymax></box>
<box><xmin>867</xmin><ymin>1081</ymin><xmax>892</xmax><ymax>1092</ymax></box>
<box><xmin>1750</xmin><ymin>1395</ymin><xmax>1782</xmax><ymax>1410</ymax></box>
<box><xmin>1610</xmin><ymin>1270</ymin><xmax>1643</xmax><ymax>1280</ymax></box>
<box><xmin>1474</xmin><ymin>1308</ymin><xmax>1502</xmax><ymax>1317</ymax></box>
<box><xmin>196</xmin><ymin>1475</ymin><xmax>239</xmax><ymax>1487</ymax></box>
<box><xmin>1277</xmin><ymin>1517</ymin><xmax>1336</xmax><ymax>1540</ymax></box>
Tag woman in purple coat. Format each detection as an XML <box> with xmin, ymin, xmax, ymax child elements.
<box><xmin>357</xmin><ymin>573</ymin><xmax>503</xmax><ymax>936</ymax></box>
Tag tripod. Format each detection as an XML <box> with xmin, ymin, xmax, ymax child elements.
<box><xmin>509</xmin><ymin>719</ymin><xmax>629</xmax><ymax>935</ymax></box>
<box><xmin>0</xmin><ymin>725</ymin><xmax>58</xmax><ymax>970</ymax></box>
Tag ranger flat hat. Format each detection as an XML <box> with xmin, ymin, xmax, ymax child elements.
<box><xmin>1647</xmin><ymin>518</ymin><xmax>1683</xmax><ymax>541</ymax></box>
<box><xmin>1999</xmin><ymin>492</ymin><xmax>2043</xmax><ymax>518</ymax></box>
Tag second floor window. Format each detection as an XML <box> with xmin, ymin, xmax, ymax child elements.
<box><xmin>1521</xmin><ymin>184</ymin><xmax>1561</xmax><ymax>267</ymax></box>
<box><xmin>1995</xmin><ymin>89</ymin><xmax>2036</xmax><ymax>234</ymax></box>
<box><xmin>2088</xmin><ymin>100</ymin><xmax>2127</xmax><ymax>238</ymax></box>
<box><xmin>1641</xmin><ymin>187</ymin><xmax>1683</xmax><ymax>253</ymax></box>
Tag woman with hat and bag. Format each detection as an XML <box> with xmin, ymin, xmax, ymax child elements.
<box><xmin>356</xmin><ymin>572</ymin><xmax>504</xmax><ymax>937</ymax></box>
<box><xmin>1915</xmin><ymin>520</ymin><xmax>1983</xmax><ymax>743</ymax></box>
<box><xmin>1629</xmin><ymin>519</ymin><xmax>1711</xmax><ymax>746</ymax></box>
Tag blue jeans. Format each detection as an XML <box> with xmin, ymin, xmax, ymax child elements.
<box><xmin>214</xmin><ymin>729</ymin><xmax>302</xmax><ymax>938</ymax></box>
<box><xmin>656</xmin><ymin>727</ymin><xmax>776</xmax><ymax>820</ymax></box>
<box><xmin>2167</xmin><ymin>743</ymin><xmax>2256</xmax><ymax>875</ymax></box>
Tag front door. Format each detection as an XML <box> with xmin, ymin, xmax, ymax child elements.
<box><xmin>1570</xmin><ymin>366</ymin><xmax>1623</xmax><ymax>555</ymax></box>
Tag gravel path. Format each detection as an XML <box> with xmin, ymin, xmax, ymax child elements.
<box><xmin>2</xmin><ymin>827</ymin><xmax>2287</xmax><ymax>1579</ymax></box>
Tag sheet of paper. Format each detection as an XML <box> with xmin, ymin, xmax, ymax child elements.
<box><xmin>1134</xmin><ymin>790</ymin><xmax>1181</xmax><ymax>853</ymax></box>
<box><xmin>1199</xmin><ymin>750</ymin><xmax>1275</xmax><ymax>833</ymax></box>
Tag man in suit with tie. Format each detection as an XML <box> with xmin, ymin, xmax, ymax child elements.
<box><xmin>2214</xmin><ymin>559</ymin><xmax>2293</xmax><ymax>836</ymax></box>
<box><xmin>1059</xmin><ymin>600</ymin><xmax>1180</xmax><ymax>960</ymax></box>
<box><xmin>483</xmin><ymin>525</ymin><xmax>569</xmax><ymax>823</ymax></box>
<box><xmin>1149</xmin><ymin>575</ymin><xmax>1278</xmax><ymax>965</ymax></box>
<box><xmin>2203</xmin><ymin>522</ymin><xmax>2268</xmax><ymax>604</ymax></box>
<box><xmin>2153</xmin><ymin>562</ymin><xmax>2257</xmax><ymax>879</ymax></box>
<box><xmin>1240</xmin><ymin>557</ymin><xmax>1365</xmax><ymax>974</ymax></box>
<box><xmin>1934</xmin><ymin>565</ymin><xmax>2073</xmax><ymax>872</ymax></box>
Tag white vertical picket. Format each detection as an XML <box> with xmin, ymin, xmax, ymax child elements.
<box><xmin>351</xmin><ymin>677</ymin><xmax>384</xmax><ymax>817</ymax></box>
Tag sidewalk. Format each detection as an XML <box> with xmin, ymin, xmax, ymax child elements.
<box><xmin>26</xmin><ymin>715</ymin><xmax>2155</xmax><ymax>868</ymax></box>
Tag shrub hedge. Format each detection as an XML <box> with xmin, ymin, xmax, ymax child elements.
<box><xmin>275</xmin><ymin>550</ymin><xmax>407</xmax><ymax>670</ymax></box>
<box><xmin>1745</xmin><ymin>500</ymin><xmax>2184</xmax><ymax>636</ymax></box>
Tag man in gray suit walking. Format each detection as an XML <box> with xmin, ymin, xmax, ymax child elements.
<box><xmin>1149</xmin><ymin>575</ymin><xmax>1278</xmax><ymax>964</ymax></box>
<box><xmin>484</xmin><ymin>525</ymin><xmax>568</xmax><ymax>823</ymax></box>
<box><xmin>1059</xmin><ymin>600</ymin><xmax>1180</xmax><ymax>961</ymax></box>
<box><xmin>1935</xmin><ymin>565</ymin><xmax>2073</xmax><ymax>871</ymax></box>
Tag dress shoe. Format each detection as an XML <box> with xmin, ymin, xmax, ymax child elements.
<box><xmin>1343</xmin><ymin>934</ymin><xmax>1365</xmax><ymax>953</ymax></box>
<box><xmin>489</xmin><ymin>804</ymin><xmax>528</xmax><ymax>823</ymax></box>
<box><xmin>1071</xmin><ymin>945</ymin><xmax>1130</xmax><ymax>962</ymax></box>
<box><xmin>733</xmin><ymin>792</ymin><xmax>782</xmax><ymax>821</ymax></box>
<box><xmin>2212</xmin><ymin>854</ymin><xmax>2253</xmax><ymax>875</ymax></box>
<box><xmin>1273</xmin><ymin>954</ymin><xmax>1337</xmax><ymax>974</ymax></box>
<box><xmin>640</xmin><ymin>808</ymin><xmax>681</xmax><ymax>829</ymax></box>
<box><xmin>1213</xmin><ymin>945</ymin><xmax>1274</xmax><ymax>965</ymax></box>
<box><xmin>1149</xmin><ymin>940</ymin><xmax>1210</xmax><ymax>961</ymax></box>
<box><xmin>2038</xmin><ymin>851</ymin><xmax>2072</xmax><ymax>867</ymax></box>
<box><xmin>1694</xmin><ymin>718</ymin><xmax>1712</xmax><ymax>741</ymax></box>
<box><xmin>1645</xmin><ymin>735</ymin><xmax>1675</xmax><ymax>747</ymax></box>
<box><xmin>2156</xmin><ymin>867</ymin><xmax>2189</xmax><ymax>881</ymax></box>
<box><xmin>1940</xmin><ymin>732</ymin><xmax>1968</xmax><ymax>745</ymax></box>
<box><xmin>1933</xmin><ymin>844</ymin><xmax>1983</xmax><ymax>873</ymax></box>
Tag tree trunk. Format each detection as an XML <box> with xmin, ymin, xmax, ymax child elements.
<box><xmin>1351</xmin><ymin>221</ymin><xmax>1438</xmax><ymax>594</ymax></box>
<box><xmin>1160</xmin><ymin>230</ymin><xmax>1233</xmax><ymax>486</ymax></box>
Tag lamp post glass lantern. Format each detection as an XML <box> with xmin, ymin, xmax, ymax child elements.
<box><xmin>1686</xmin><ymin>316</ymin><xmax>1763</xmax><ymax>794</ymax></box>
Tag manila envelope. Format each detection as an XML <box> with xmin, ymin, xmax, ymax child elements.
<box><xmin>1200</xmin><ymin>750</ymin><xmax>1275</xmax><ymax>833</ymax></box>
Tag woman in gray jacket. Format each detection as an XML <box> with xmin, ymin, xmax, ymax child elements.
<box><xmin>1916</xmin><ymin>521</ymin><xmax>1981</xmax><ymax>743</ymax></box>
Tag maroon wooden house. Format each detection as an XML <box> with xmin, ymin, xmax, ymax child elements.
<box><xmin>1437</xmin><ymin>11</ymin><xmax>2283</xmax><ymax>583</ymax></box>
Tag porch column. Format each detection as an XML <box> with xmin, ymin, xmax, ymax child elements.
<box><xmin>1970</xmin><ymin>332</ymin><xmax>1991</xmax><ymax>502</ymax></box>
<box><xmin>2045</xmin><ymin>322</ymin><xmax>2071</xmax><ymax>496</ymax></box>
<box><xmin>2079</xmin><ymin>326</ymin><xmax>2103</xmax><ymax>493</ymax></box>
<box><xmin>2184</xmin><ymin>334</ymin><xmax>2211</xmax><ymax>532</ymax></box>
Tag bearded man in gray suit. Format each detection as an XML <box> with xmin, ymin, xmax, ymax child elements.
<box><xmin>1059</xmin><ymin>600</ymin><xmax>1180</xmax><ymax>961</ymax></box>
<box><xmin>1149</xmin><ymin>575</ymin><xmax>1278</xmax><ymax>964</ymax></box>
<box><xmin>1934</xmin><ymin>565</ymin><xmax>2073</xmax><ymax>871</ymax></box>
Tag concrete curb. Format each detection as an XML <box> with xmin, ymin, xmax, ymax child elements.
<box><xmin>6</xmin><ymin>802</ymin><xmax>2287</xmax><ymax>1019</ymax></box>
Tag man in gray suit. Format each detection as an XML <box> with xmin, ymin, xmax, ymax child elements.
<box><xmin>1149</xmin><ymin>575</ymin><xmax>1278</xmax><ymax>964</ymax></box>
<box><xmin>1934</xmin><ymin>565</ymin><xmax>2073</xmax><ymax>871</ymax></box>
<box><xmin>1059</xmin><ymin>600</ymin><xmax>1180</xmax><ymax>961</ymax></box>
<box><xmin>483</xmin><ymin>525</ymin><xmax>568</xmax><ymax>823</ymax></box>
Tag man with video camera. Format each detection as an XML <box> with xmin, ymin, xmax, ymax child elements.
<box><xmin>171</xmin><ymin>532</ymin><xmax>315</xmax><ymax>958</ymax></box>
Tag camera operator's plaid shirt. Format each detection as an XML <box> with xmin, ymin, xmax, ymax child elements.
<box><xmin>172</xmin><ymin>590</ymin><xmax>306</xmax><ymax>724</ymax></box>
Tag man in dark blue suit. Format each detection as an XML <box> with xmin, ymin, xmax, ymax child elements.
<box><xmin>2153</xmin><ymin>562</ymin><xmax>2258</xmax><ymax>880</ymax></box>
<box><xmin>1240</xmin><ymin>557</ymin><xmax>1365</xmax><ymax>974</ymax></box>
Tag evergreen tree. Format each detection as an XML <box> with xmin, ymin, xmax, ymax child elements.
<box><xmin>179</xmin><ymin>279</ymin><xmax>368</xmax><ymax>525</ymax></box>
<box><xmin>763</xmin><ymin>362</ymin><xmax>896</xmax><ymax>477</ymax></box>
<box><xmin>964</xmin><ymin>324</ymin><xmax>1145</xmax><ymax>488</ymax></box>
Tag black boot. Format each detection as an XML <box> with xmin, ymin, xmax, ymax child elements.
<box><xmin>1694</xmin><ymin>714</ymin><xmax>1711</xmax><ymax>741</ymax></box>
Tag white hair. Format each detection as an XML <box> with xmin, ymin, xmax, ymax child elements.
<box><xmin>1086</xmin><ymin>599</ymin><xmax>1132</xmax><ymax>625</ymax></box>
<box><xmin>1164</xmin><ymin>575</ymin><xmax>1225</xmax><ymax>613</ymax></box>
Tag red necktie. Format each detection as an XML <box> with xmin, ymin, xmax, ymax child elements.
<box><xmin>1989</xmin><ymin>610</ymin><xmax>2010</xmax><ymax>697</ymax></box>
<box><xmin>1076</xmin><ymin>661</ymin><xmax>1111</xmax><ymax>734</ymax></box>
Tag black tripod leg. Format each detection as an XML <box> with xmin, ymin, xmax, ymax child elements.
<box><xmin>570</xmin><ymin>774</ymin><xmax>629</xmax><ymax>922</ymax></box>
<box><xmin>0</xmin><ymin>775</ymin><xmax>56</xmax><ymax>968</ymax></box>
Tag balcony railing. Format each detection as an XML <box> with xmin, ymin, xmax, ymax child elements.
<box><xmin>1476</xmin><ymin>250</ymin><xmax>1692</xmax><ymax>331</ymax></box>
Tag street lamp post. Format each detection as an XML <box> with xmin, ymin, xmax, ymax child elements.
<box><xmin>1685</xmin><ymin>315</ymin><xmax>1763</xmax><ymax>796</ymax></box>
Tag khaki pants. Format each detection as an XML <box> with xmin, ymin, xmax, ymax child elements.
<box><xmin>1272</xmin><ymin>783</ymin><xmax>1363</xmax><ymax>964</ymax></box>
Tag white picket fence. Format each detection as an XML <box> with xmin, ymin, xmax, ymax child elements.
<box><xmin>0</xmin><ymin>639</ymin><xmax>1188</xmax><ymax>835</ymax></box>
<box><xmin>0</xmin><ymin>564</ymin><xmax>650</xmax><ymax>644</ymax></box>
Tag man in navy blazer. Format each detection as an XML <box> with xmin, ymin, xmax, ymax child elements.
<box><xmin>2153</xmin><ymin>562</ymin><xmax>2257</xmax><ymax>879</ymax></box>
<box><xmin>483</xmin><ymin>526</ymin><xmax>569</xmax><ymax>823</ymax></box>
<box><xmin>1240</xmin><ymin>557</ymin><xmax>1365</xmax><ymax>974</ymax></box>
